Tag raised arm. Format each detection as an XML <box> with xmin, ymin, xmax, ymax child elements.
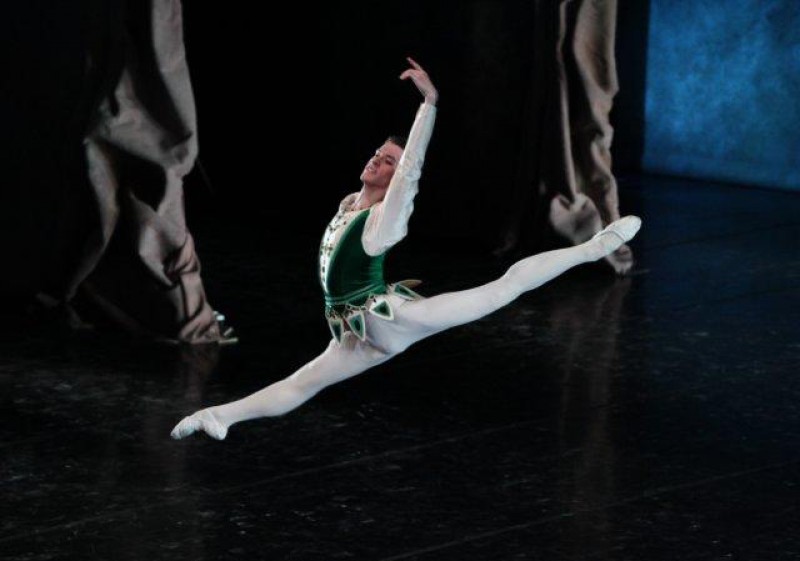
<box><xmin>362</xmin><ymin>58</ymin><xmax>438</xmax><ymax>256</ymax></box>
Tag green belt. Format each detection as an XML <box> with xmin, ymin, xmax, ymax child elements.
<box><xmin>323</xmin><ymin>282</ymin><xmax>388</xmax><ymax>308</ymax></box>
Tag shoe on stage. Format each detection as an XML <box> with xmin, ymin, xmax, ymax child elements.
<box><xmin>170</xmin><ymin>409</ymin><xmax>228</xmax><ymax>441</ymax></box>
<box><xmin>592</xmin><ymin>216</ymin><xmax>642</xmax><ymax>255</ymax></box>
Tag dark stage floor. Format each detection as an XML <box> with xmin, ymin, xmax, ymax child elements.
<box><xmin>1</xmin><ymin>176</ymin><xmax>799</xmax><ymax>560</ymax></box>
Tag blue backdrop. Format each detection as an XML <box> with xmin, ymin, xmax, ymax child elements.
<box><xmin>644</xmin><ymin>0</ymin><xmax>800</xmax><ymax>190</ymax></box>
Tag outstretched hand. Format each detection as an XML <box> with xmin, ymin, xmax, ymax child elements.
<box><xmin>400</xmin><ymin>57</ymin><xmax>438</xmax><ymax>106</ymax></box>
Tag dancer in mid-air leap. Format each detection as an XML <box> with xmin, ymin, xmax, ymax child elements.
<box><xmin>171</xmin><ymin>57</ymin><xmax>641</xmax><ymax>440</ymax></box>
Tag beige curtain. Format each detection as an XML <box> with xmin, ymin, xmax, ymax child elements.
<box><xmin>498</xmin><ymin>0</ymin><xmax>633</xmax><ymax>274</ymax></box>
<box><xmin>62</xmin><ymin>0</ymin><xmax>222</xmax><ymax>343</ymax></box>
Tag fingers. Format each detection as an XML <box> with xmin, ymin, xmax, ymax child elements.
<box><xmin>399</xmin><ymin>68</ymin><xmax>429</xmax><ymax>83</ymax></box>
<box><xmin>406</xmin><ymin>56</ymin><xmax>423</xmax><ymax>71</ymax></box>
<box><xmin>399</xmin><ymin>69</ymin><xmax>429</xmax><ymax>90</ymax></box>
<box><xmin>399</xmin><ymin>68</ymin><xmax>429</xmax><ymax>85</ymax></box>
<box><xmin>400</xmin><ymin>56</ymin><xmax>427</xmax><ymax>79</ymax></box>
<box><xmin>399</xmin><ymin>57</ymin><xmax>438</xmax><ymax>104</ymax></box>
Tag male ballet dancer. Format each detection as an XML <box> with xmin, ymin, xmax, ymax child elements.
<box><xmin>171</xmin><ymin>58</ymin><xmax>641</xmax><ymax>440</ymax></box>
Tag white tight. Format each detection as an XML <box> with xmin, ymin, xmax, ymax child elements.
<box><xmin>209</xmin><ymin>241</ymin><xmax>600</xmax><ymax>429</ymax></box>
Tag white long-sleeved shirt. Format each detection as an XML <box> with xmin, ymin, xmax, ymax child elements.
<box><xmin>361</xmin><ymin>102</ymin><xmax>437</xmax><ymax>255</ymax></box>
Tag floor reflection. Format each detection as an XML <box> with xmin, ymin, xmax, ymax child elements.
<box><xmin>547</xmin><ymin>277</ymin><xmax>632</xmax><ymax>554</ymax></box>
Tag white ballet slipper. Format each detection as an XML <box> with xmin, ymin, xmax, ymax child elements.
<box><xmin>170</xmin><ymin>409</ymin><xmax>228</xmax><ymax>441</ymax></box>
<box><xmin>592</xmin><ymin>216</ymin><xmax>642</xmax><ymax>254</ymax></box>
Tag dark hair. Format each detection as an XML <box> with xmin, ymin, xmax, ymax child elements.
<box><xmin>386</xmin><ymin>135</ymin><xmax>407</xmax><ymax>149</ymax></box>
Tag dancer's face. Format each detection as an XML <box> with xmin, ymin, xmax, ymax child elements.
<box><xmin>360</xmin><ymin>141</ymin><xmax>403</xmax><ymax>190</ymax></box>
